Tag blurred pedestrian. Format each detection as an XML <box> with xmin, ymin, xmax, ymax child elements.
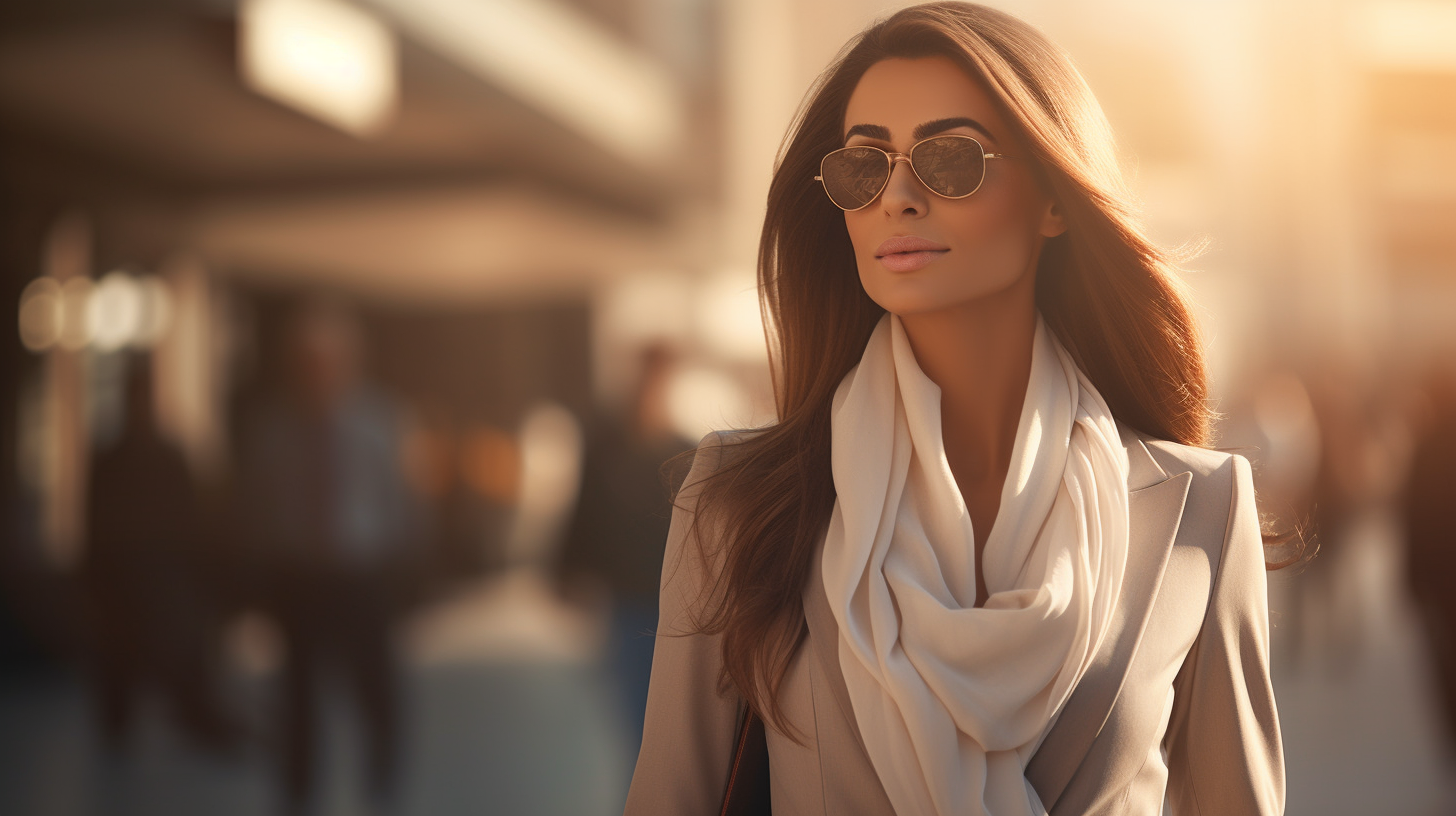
<box><xmin>557</xmin><ymin>342</ymin><xmax>693</xmax><ymax>761</ymax></box>
<box><xmin>1402</xmin><ymin>366</ymin><xmax>1456</xmax><ymax>769</ymax></box>
<box><xmin>83</xmin><ymin>358</ymin><xmax>238</xmax><ymax>754</ymax></box>
<box><xmin>238</xmin><ymin>297</ymin><xmax>421</xmax><ymax>813</ymax></box>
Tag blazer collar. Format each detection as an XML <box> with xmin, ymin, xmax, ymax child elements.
<box><xmin>802</xmin><ymin>426</ymin><xmax>1192</xmax><ymax>804</ymax></box>
<box><xmin>1121</xmin><ymin>422</ymin><xmax>1171</xmax><ymax>491</ymax></box>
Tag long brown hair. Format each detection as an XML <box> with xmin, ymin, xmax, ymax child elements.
<box><xmin>681</xmin><ymin>2</ymin><xmax>1214</xmax><ymax>735</ymax></box>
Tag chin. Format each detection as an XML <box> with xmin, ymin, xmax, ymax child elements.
<box><xmin>859</xmin><ymin>266</ymin><xmax>1028</xmax><ymax>318</ymax></box>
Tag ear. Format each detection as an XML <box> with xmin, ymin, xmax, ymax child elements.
<box><xmin>1039</xmin><ymin>199</ymin><xmax>1067</xmax><ymax>238</ymax></box>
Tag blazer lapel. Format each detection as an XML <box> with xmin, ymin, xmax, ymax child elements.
<box><xmin>1024</xmin><ymin>434</ymin><xmax>1191</xmax><ymax>810</ymax></box>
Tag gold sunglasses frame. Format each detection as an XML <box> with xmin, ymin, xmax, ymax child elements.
<box><xmin>813</xmin><ymin>134</ymin><xmax>1018</xmax><ymax>211</ymax></box>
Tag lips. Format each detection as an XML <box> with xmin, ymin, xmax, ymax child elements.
<box><xmin>875</xmin><ymin>236</ymin><xmax>950</xmax><ymax>257</ymax></box>
<box><xmin>875</xmin><ymin>235</ymin><xmax>949</xmax><ymax>273</ymax></box>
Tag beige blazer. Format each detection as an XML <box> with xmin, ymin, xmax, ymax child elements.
<box><xmin>625</xmin><ymin>427</ymin><xmax>1284</xmax><ymax>815</ymax></box>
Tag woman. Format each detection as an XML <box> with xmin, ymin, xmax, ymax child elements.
<box><xmin>625</xmin><ymin>3</ymin><xmax>1284</xmax><ymax>815</ymax></box>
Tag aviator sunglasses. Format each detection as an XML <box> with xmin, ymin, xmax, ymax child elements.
<box><xmin>814</xmin><ymin>134</ymin><xmax>1018</xmax><ymax>211</ymax></box>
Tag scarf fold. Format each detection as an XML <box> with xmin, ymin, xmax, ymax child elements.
<box><xmin>821</xmin><ymin>313</ymin><xmax>1130</xmax><ymax>816</ymax></box>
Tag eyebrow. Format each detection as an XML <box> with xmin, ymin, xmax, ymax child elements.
<box><xmin>844</xmin><ymin>116</ymin><xmax>997</xmax><ymax>145</ymax></box>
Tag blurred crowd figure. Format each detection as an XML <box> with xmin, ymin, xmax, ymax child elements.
<box><xmin>82</xmin><ymin>360</ymin><xmax>238</xmax><ymax>754</ymax></box>
<box><xmin>557</xmin><ymin>342</ymin><xmax>693</xmax><ymax>761</ymax></box>
<box><xmin>1235</xmin><ymin>358</ymin><xmax>1415</xmax><ymax>668</ymax></box>
<box><xmin>236</xmin><ymin>297</ymin><xmax>422</xmax><ymax>813</ymax></box>
<box><xmin>1402</xmin><ymin>365</ymin><xmax>1456</xmax><ymax>774</ymax></box>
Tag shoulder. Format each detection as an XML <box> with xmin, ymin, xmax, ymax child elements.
<box><xmin>1123</xmin><ymin>429</ymin><xmax>1259</xmax><ymax>549</ymax></box>
<box><xmin>1129</xmin><ymin>431</ymin><xmax>1265</xmax><ymax>583</ymax></box>
<box><xmin>684</xmin><ymin>428</ymin><xmax>769</xmax><ymax>480</ymax></box>
<box><xmin>1141</xmin><ymin>435</ymin><xmax>1245</xmax><ymax>483</ymax></box>
<box><xmin>695</xmin><ymin>427</ymin><xmax>767</xmax><ymax>451</ymax></box>
<box><xmin>1135</xmin><ymin>433</ymin><xmax>1251</xmax><ymax>509</ymax></box>
<box><xmin>657</xmin><ymin>431</ymin><xmax>767</xmax><ymax>630</ymax></box>
<box><xmin>670</xmin><ymin>429</ymin><xmax>772</xmax><ymax>554</ymax></box>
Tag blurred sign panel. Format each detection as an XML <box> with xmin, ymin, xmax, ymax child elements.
<box><xmin>190</xmin><ymin>184</ymin><xmax>669</xmax><ymax>302</ymax></box>
<box><xmin>240</xmin><ymin>0</ymin><xmax>399</xmax><ymax>136</ymax></box>
<box><xmin>367</xmin><ymin>0</ymin><xmax>682</xmax><ymax>167</ymax></box>
<box><xmin>1354</xmin><ymin>0</ymin><xmax>1456</xmax><ymax>70</ymax></box>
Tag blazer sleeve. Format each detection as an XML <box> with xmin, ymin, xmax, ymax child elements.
<box><xmin>1164</xmin><ymin>453</ymin><xmax>1286</xmax><ymax>815</ymax></box>
<box><xmin>623</xmin><ymin>432</ymin><xmax>746</xmax><ymax>816</ymax></box>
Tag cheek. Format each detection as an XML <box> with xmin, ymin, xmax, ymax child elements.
<box><xmin>951</xmin><ymin>205</ymin><xmax>1044</xmax><ymax>271</ymax></box>
<box><xmin>951</xmin><ymin>183</ymin><xmax>1048</xmax><ymax>243</ymax></box>
<box><xmin>844</xmin><ymin>213</ymin><xmax>873</xmax><ymax>259</ymax></box>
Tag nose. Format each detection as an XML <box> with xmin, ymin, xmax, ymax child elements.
<box><xmin>879</xmin><ymin>155</ymin><xmax>927</xmax><ymax>216</ymax></box>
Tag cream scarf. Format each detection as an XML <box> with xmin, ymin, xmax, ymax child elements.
<box><xmin>821</xmin><ymin>313</ymin><xmax>1130</xmax><ymax>816</ymax></box>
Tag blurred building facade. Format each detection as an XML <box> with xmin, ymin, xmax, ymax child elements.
<box><xmin>0</xmin><ymin>0</ymin><xmax>737</xmax><ymax>576</ymax></box>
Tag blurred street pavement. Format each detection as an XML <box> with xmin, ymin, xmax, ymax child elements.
<box><xmin>0</xmin><ymin>568</ymin><xmax>630</xmax><ymax>816</ymax></box>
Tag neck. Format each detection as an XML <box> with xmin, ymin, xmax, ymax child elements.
<box><xmin>898</xmin><ymin>283</ymin><xmax>1037</xmax><ymax>484</ymax></box>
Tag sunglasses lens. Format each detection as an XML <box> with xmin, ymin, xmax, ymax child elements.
<box><xmin>820</xmin><ymin>147</ymin><xmax>889</xmax><ymax>210</ymax></box>
<box><xmin>911</xmin><ymin>136</ymin><xmax>986</xmax><ymax>198</ymax></box>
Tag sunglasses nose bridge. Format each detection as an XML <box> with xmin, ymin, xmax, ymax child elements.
<box><xmin>882</xmin><ymin>152</ymin><xmax>929</xmax><ymax>201</ymax></box>
<box><xmin>886</xmin><ymin>154</ymin><xmax>912</xmax><ymax>182</ymax></box>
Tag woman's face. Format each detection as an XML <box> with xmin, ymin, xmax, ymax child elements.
<box><xmin>840</xmin><ymin>56</ymin><xmax>1064</xmax><ymax>319</ymax></box>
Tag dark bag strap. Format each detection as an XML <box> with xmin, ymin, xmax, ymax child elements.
<box><xmin>719</xmin><ymin>708</ymin><xmax>771</xmax><ymax>816</ymax></box>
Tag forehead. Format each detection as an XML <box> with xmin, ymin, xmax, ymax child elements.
<box><xmin>843</xmin><ymin>56</ymin><xmax>1007</xmax><ymax>140</ymax></box>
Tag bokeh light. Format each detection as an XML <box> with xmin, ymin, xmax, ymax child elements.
<box><xmin>86</xmin><ymin>271</ymin><xmax>143</xmax><ymax>353</ymax></box>
<box><xmin>17</xmin><ymin>277</ymin><xmax>61</xmax><ymax>352</ymax></box>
